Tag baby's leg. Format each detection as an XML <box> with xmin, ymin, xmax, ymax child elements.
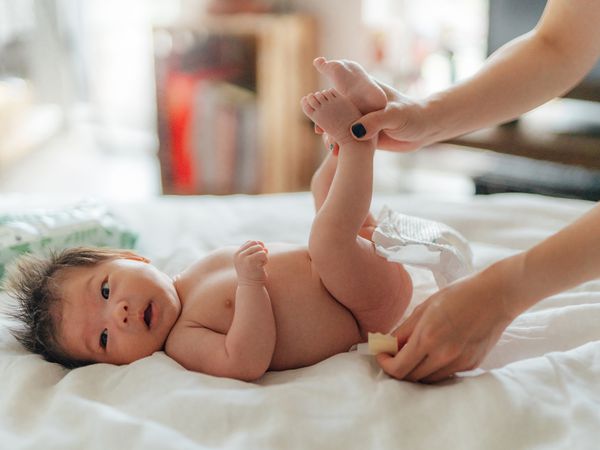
<box><xmin>311</xmin><ymin>150</ymin><xmax>377</xmax><ymax>239</ymax></box>
<box><xmin>301</xmin><ymin>89</ymin><xmax>412</xmax><ymax>335</ymax></box>
<box><xmin>312</xmin><ymin>57</ymin><xmax>394</xmax><ymax>235</ymax></box>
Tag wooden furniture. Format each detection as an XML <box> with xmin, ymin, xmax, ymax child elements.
<box><xmin>446</xmin><ymin>101</ymin><xmax>600</xmax><ymax>170</ymax></box>
<box><xmin>448</xmin><ymin>124</ymin><xmax>600</xmax><ymax>170</ymax></box>
<box><xmin>154</xmin><ymin>14</ymin><xmax>319</xmax><ymax>195</ymax></box>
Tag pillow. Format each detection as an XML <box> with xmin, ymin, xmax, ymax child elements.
<box><xmin>0</xmin><ymin>202</ymin><xmax>137</xmax><ymax>281</ymax></box>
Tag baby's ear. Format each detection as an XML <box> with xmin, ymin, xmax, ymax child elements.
<box><xmin>118</xmin><ymin>250</ymin><xmax>150</xmax><ymax>264</ymax></box>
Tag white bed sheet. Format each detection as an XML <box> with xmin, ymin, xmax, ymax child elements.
<box><xmin>1</xmin><ymin>192</ymin><xmax>599</xmax><ymax>450</ymax></box>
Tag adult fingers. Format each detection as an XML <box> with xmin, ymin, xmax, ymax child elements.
<box><xmin>376</xmin><ymin>334</ymin><xmax>426</xmax><ymax>380</ymax></box>
<box><xmin>377</xmin><ymin>134</ymin><xmax>422</xmax><ymax>152</ymax></box>
<box><xmin>404</xmin><ymin>346</ymin><xmax>460</xmax><ymax>382</ymax></box>
<box><xmin>421</xmin><ymin>346</ymin><xmax>487</xmax><ymax>383</ymax></box>
<box><xmin>350</xmin><ymin>106</ymin><xmax>406</xmax><ymax>141</ymax></box>
<box><xmin>420</xmin><ymin>356</ymin><xmax>478</xmax><ymax>384</ymax></box>
<box><xmin>393</xmin><ymin>301</ymin><xmax>429</xmax><ymax>345</ymax></box>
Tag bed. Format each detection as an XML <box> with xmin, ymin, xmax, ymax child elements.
<box><xmin>1</xmin><ymin>191</ymin><xmax>599</xmax><ymax>449</ymax></box>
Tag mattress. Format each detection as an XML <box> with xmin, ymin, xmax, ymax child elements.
<box><xmin>1</xmin><ymin>192</ymin><xmax>599</xmax><ymax>449</ymax></box>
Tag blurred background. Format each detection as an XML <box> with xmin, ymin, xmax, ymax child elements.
<box><xmin>1</xmin><ymin>0</ymin><xmax>599</xmax><ymax>201</ymax></box>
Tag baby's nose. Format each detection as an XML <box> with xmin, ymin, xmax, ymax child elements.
<box><xmin>112</xmin><ymin>301</ymin><xmax>129</xmax><ymax>327</ymax></box>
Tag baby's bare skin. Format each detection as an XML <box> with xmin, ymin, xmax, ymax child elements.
<box><xmin>169</xmin><ymin>243</ymin><xmax>361</xmax><ymax>372</ymax></box>
<box><xmin>55</xmin><ymin>61</ymin><xmax>412</xmax><ymax>381</ymax></box>
<box><xmin>165</xmin><ymin>89</ymin><xmax>412</xmax><ymax>379</ymax></box>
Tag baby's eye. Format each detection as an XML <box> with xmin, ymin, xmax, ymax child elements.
<box><xmin>101</xmin><ymin>280</ymin><xmax>110</xmax><ymax>300</ymax></box>
<box><xmin>100</xmin><ymin>329</ymin><xmax>108</xmax><ymax>349</ymax></box>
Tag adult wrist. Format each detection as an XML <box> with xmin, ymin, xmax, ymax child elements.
<box><xmin>486</xmin><ymin>253</ymin><xmax>534</xmax><ymax>320</ymax></box>
<box><xmin>419</xmin><ymin>93</ymin><xmax>450</xmax><ymax>145</ymax></box>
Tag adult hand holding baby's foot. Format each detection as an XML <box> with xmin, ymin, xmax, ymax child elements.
<box><xmin>300</xmin><ymin>89</ymin><xmax>369</xmax><ymax>147</ymax></box>
<box><xmin>234</xmin><ymin>241</ymin><xmax>269</xmax><ymax>286</ymax></box>
<box><xmin>350</xmin><ymin>99</ymin><xmax>431</xmax><ymax>152</ymax></box>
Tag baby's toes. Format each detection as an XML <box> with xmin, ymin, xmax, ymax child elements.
<box><xmin>315</xmin><ymin>91</ymin><xmax>327</xmax><ymax>104</ymax></box>
<box><xmin>319</xmin><ymin>89</ymin><xmax>337</xmax><ymax>102</ymax></box>
<box><xmin>301</xmin><ymin>96</ymin><xmax>315</xmax><ymax>116</ymax></box>
<box><xmin>306</xmin><ymin>93</ymin><xmax>321</xmax><ymax>109</ymax></box>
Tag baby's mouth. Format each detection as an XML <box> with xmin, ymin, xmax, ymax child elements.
<box><xmin>143</xmin><ymin>303</ymin><xmax>153</xmax><ymax>329</ymax></box>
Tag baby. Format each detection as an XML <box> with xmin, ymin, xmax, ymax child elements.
<box><xmin>5</xmin><ymin>59</ymin><xmax>412</xmax><ymax>381</ymax></box>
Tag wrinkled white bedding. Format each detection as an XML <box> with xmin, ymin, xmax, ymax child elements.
<box><xmin>1</xmin><ymin>192</ymin><xmax>599</xmax><ymax>450</ymax></box>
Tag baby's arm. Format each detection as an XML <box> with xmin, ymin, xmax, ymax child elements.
<box><xmin>226</xmin><ymin>240</ymin><xmax>275</xmax><ymax>377</ymax></box>
<box><xmin>167</xmin><ymin>241</ymin><xmax>275</xmax><ymax>381</ymax></box>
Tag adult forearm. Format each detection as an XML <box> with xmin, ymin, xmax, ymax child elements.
<box><xmin>497</xmin><ymin>203</ymin><xmax>600</xmax><ymax>318</ymax></box>
<box><xmin>423</xmin><ymin>33</ymin><xmax>579</xmax><ymax>144</ymax></box>
<box><xmin>422</xmin><ymin>0</ymin><xmax>600</xmax><ymax>144</ymax></box>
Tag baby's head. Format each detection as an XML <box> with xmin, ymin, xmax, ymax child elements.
<box><xmin>4</xmin><ymin>247</ymin><xmax>181</xmax><ymax>368</ymax></box>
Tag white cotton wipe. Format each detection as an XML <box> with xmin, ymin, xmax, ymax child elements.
<box><xmin>372</xmin><ymin>206</ymin><xmax>473</xmax><ymax>288</ymax></box>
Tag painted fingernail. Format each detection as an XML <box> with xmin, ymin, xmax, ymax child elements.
<box><xmin>351</xmin><ymin>123</ymin><xmax>366</xmax><ymax>138</ymax></box>
<box><xmin>329</xmin><ymin>143</ymin><xmax>334</xmax><ymax>151</ymax></box>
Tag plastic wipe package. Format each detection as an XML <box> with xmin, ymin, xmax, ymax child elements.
<box><xmin>0</xmin><ymin>202</ymin><xmax>137</xmax><ymax>281</ymax></box>
<box><xmin>372</xmin><ymin>205</ymin><xmax>473</xmax><ymax>288</ymax></box>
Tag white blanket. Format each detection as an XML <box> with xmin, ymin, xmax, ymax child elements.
<box><xmin>1</xmin><ymin>192</ymin><xmax>599</xmax><ymax>449</ymax></box>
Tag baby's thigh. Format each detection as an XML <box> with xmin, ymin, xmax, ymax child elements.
<box><xmin>311</xmin><ymin>235</ymin><xmax>412</xmax><ymax>334</ymax></box>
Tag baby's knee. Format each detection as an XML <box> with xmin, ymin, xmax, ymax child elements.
<box><xmin>308</xmin><ymin>225</ymin><xmax>349</xmax><ymax>268</ymax></box>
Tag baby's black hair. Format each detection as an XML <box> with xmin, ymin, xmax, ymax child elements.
<box><xmin>3</xmin><ymin>246</ymin><xmax>141</xmax><ymax>368</ymax></box>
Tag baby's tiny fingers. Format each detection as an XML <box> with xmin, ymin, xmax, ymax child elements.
<box><xmin>238</xmin><ymin>240</ymin><xmax>255</xmax><ymax>251</ymax></box>
<box><xmin>248</xmin><ymin>248</ymin><xmax>268</xmax><ymax>261</ymax></box>
<box><xmin>256</xmin><ymin>252</ymin><xmax>268</xmax><ymax>264</ymax></box>
<box><xmin>239</xmin><ymin>240</ymin><xmax>264</xmax><ymax>251</ymax></box>
<box><xmin>247</xmin><ymin>247</ymin><xmax>265</xmax><ymax>257</ymax></box>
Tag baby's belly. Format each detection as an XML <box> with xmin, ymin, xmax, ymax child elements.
<box><xmin>265</xmin><ymin>244</ymin><xmax>362</xmax><ymax>370</ymax></box>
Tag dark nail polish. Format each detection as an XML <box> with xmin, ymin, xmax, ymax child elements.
<box><xmin>351</xmin><ymin>123</ymin><xmax>366</xmax><ymax>138</ymax></box>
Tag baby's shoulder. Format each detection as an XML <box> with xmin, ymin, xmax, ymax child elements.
<box><xmin>187</xmin><ymin>247</ymin><xmax>236</xmax><ymax>272</ymax></box>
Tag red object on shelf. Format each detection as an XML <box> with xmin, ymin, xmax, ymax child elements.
<box><xmin>165</xmin><ymin>72</ymin><xmax>196</xmax><ymax>193</ymax></box>
<box><xmin>163</xmin><ymin>66</ymin><xmax>241</xmax><ymax>193</ymax></box>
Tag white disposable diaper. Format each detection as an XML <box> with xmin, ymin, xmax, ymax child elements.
<box><xmin>372</xmin><ymin>206</ymin><xmax>473</xmax><ymax>288</ymax></box>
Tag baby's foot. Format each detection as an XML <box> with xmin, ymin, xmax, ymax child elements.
<box><xmin>313</xmin><ymin>57</ymin><xmax>387</xmax><ymax>114</ymax></box>
<box><xmin>301</xmin><ymin>89</ymin><xmax>363</xmax><ymax>145</ymax></box>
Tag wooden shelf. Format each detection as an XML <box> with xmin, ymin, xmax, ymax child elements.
<box><xmin>446</xmin><ymin>101</ymin><xmax>600</xmax><ymax>169</ymax></box>
<box><xmin>447</xmin><ymin>124</ymin><xmax>600</xmax><ymax>169</ymax></box>
<box><xmin>154</xmin><ymin>14</ymin><xmax>319</xmax><ymax>195</ymax></box>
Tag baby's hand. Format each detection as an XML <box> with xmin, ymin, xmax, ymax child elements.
<box><xmin>234</xmin><ymin>240</ymin><xmax>269</xmax><ymax>286</ymax></box>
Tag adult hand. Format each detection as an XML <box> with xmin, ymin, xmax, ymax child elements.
<box><xmin>350</xmin><ymin>98</ymin><xmax>433</xmax><ymax>152</ymax></box>
<box><xmin>376</xmin><ymin>267</ymin><xmax>516</xmax><ymax>383</ymax></box>
<box><xmin>314</xmin><ymin>93</ymin><xmax>431</xmax><ymax>153</ymax></box>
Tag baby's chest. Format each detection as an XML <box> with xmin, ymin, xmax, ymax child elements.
<box><xmin>182</xmin><ymin>269</ymin><xmax>238</xmax><ymax>334</ymax></box>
